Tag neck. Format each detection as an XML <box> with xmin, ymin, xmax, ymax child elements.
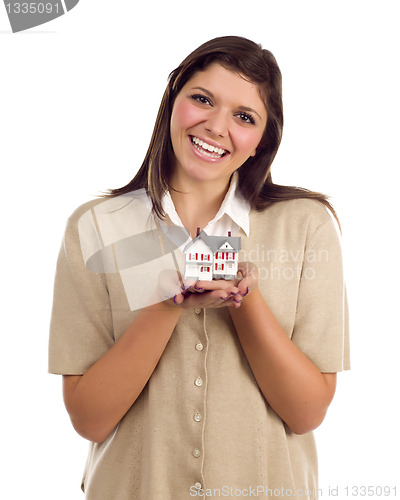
<box><xmin>169</xmin><ymin>176</ymin><xmax>231</xmax><ymax>238</ymax></box>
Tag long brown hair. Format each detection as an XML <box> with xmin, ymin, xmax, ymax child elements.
<box><xmin>108</xmin><ymin>36</ymin><xmax>339</xmax><ymax>226</ymax></box>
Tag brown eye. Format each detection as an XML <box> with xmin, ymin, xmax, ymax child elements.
<box><xmin>236</xmin><ymin>112</ymin><xmax>255</xmax><ymax>124</ymax></box>
<box><xmin>191</xmin><ymin>94</ymin><xmax>213</xmax><ymax>106</ymax></box>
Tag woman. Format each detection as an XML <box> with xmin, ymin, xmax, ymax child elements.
<box><xmin>49</xmin><ymin>36</ymin><xmax>350</xmax><ymax>499</ymax></box>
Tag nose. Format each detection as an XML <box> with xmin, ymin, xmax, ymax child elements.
<box><xmin>205</xmin><ymin>108</ymin><xmax>229</xmax><ymax>138</ymax></box>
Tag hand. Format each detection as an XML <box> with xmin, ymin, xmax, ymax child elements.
<box><xmin>235</xmin><ymin>261</ymin><xmax>259</xmax><ymax>297</ymax></box>
<box><xmin>172</xmin><ymin>262</ymin><xmax>259</xmax><ymax>310</ymax></box>
<box><xmin>173</xmin><ymin>279</ymin><xmax>243</xmax><ymax>309</ymax></box>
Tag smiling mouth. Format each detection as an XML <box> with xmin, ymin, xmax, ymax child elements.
<box><xmin>190</xmin><ymin>136</ymin><xmax>229</xmax><ymax>159</ymax></box>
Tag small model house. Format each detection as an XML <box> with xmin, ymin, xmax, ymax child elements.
<box><xmin>183</xmin><ymin>229</ymin><xmax>241</xmax><ymax>281</ymax></box>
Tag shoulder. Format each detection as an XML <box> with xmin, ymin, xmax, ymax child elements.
<box><xmin>255</xmin><ymin>198</ymin><xmax>334</xmax><ymax>224</ymax></box>
<box><xmin>61</xmin><ymin>189</ymin><xmax>152</xmax><ymax>270</ymax></box>
<box><xmin>68</xmin><ymin>189</ymin><xmax>149</xmax><ymax>222</ymax></box>
<box><xmin>62</xmin><ymin>189</ymin><xmax>153</xmax><ymax>258</ymax></box>
<box><xmin>65</xmin><ymin>189</ymin><xmax>150</xmax><ymax>231</ymax></box>
<box><xmin>66</xmin><ymin>197</ymin><xmax>107</xmax><ymax>225</ymax></box>
<box><xmin>249</xmin><ymin>199</ymin><xmax>340</xmax><ymax>245</ymax></box>
<box><xmin>264</xmin><ymin>198</ymin><xmax>331</xmax><ymax>221</ymax></box>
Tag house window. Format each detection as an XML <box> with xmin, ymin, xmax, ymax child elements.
<box><xmin>190</xmin><ymin>253</ymin><xmax>211</xmax><ymax>262</ymax></box>
<box><xmin>215</xmin><ymin>263</ymin><xmax>225</xmax><ymax>271</ymax></box>
<box><xmin>200</xmin><ymin>267</ymin><xmax>210</xmax><ymax>273</ymax></box>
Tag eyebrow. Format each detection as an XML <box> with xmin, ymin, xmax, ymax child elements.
<box><xmin>190</xmin><ymin>86</ymin><xmax>264</xmax><ymax>121</ymax></box>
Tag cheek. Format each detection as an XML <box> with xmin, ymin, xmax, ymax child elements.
<box><xmin>233</xmin><ymin>129</ymin><xmax>264</xmax><ymax>155</ymax></box>
<box><xmin>171</xmin><ymin>99</ymin><xmax>203</xmax><ymax>131</ymax></box>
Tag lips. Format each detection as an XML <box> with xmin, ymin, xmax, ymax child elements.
<box><xmin>190</xmin><ymin>135</ymin><xmax>229</xmax><ymax>159</ymax></box>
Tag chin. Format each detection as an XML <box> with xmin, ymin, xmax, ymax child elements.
<box><xmin>187</xmin><ymin>167</ymin><xmax>225</xmax><ymax>185</ymax></box>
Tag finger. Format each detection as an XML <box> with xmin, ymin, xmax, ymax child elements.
<box><xmin>185</xmin><ymin>282</ymin><xmax>206</xmax><ymax>294</ymax></box>
<box><xmin>195</xmin><ymin>280</ymin><xmax>231</xmax><ymax>291</ymax></box>
<box><xmin>184</xmin><ymin>289</ymin><xmax>230</xmax><ymax>308</ymax></box>
<box><xmin>237</xmin><ymin>276</ymin><xmax>250</xmax><ymax>297</ymax></box>
<box><xmin>181</xmin><ymin>279</ymin><xmax>196</xmax><ymax>292</ymax></box>
<box><xmin>220</xmin><ymin>294</ymin><xmax>242</xmax><ymax>309</ymax></box>
<box><xmin>197</xmin><ymin>280</ymin><xmax>241</xmax><ymax>296</ymax></box>
<box><xmin>245</xmin><ymin>265</ymin><xmax>258</xmax><ymax>282</ymax></box>
<box><xmin>172</xmin><ymin>293</ymin><xmax>185</xmax><ymax>305</ymax></box>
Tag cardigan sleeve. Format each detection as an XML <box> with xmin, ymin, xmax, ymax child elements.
<box><xmin>291</xmin><ymin>216</ymin><xmax>350</xmax><ymax>373</ymax></box>
<box><xmin>48</xmin><ymin>210</ymin><xmax>115</xmax><ymax>375</ymax></box>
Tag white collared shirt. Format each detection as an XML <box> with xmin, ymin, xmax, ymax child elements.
<box><xmin>161</xmin><ymin>172</ymin><xmax>251</xmax><ymax>250</ymax></box>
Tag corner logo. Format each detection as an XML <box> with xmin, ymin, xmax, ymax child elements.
<box><xmin>3</xmin><ymin>0</ymin><xmax>79</xmax><ymax>32</ymax></box>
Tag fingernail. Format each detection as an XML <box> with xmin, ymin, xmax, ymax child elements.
<box><xmin>194</xmin><ymin>284</ymin><xmax>204</xmax><ymax>291</ymax></box>
<box><xmin>173</xmin><ymin>295</ymin><xmax>178</xmax><ymax>304</ymax></box>
<box><xmin>242</xmin><ymin>287</ymin><xmax>249</xmax><ymax>297</ymax></box>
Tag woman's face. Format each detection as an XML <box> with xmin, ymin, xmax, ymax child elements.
<box><xmin>169</xmin><ymin>63</ymin><xmax>267</xmax><ymax>189</ymax></box>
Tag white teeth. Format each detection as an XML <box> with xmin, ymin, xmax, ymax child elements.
<box><xmin>191</xmin><ymin>136</ymin><xmax>226</xmax><ymax>157</ymax></box>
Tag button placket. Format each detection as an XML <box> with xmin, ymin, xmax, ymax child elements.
<box><xmin>188</xmin><ymin>307</ymin><xmax>208</xmax><ymax>493</ymax></box>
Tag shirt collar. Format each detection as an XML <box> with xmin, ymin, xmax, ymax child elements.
<box><xmin>161</xmin><ymin>171</ymin><xmax>251</xmax><ymax>236</ymax></box>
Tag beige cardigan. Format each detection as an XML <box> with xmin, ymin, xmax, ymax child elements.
<box><xmin>49</xmin><ymin>193</ymin><xmax>350</xmax><ymax>500</ymax></box>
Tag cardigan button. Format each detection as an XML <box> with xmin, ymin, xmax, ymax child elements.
<box><xmin>194</xmin><ymin>412</ymin><xmax>202</xmax><ymax>422</ymax></box>
<box><xmin>194</xmin><ymin>308</ymin><xmax>202</xmax><ymax>315</ymax></box>
<box><xmin>194</xmin><ymin>377</ymin><xmax>203</xmax><ymax>387</ymax></box>
<box><xmin>194</xmin><ymin>482</ymin><xmax>202</xmax><ymax>490</ymax></box>
<box><xmin>195</xmin><ymin>342</ymin><xmax>204</xmax><ymax>351</ymax></box>
<box><xmin>192</xmin><ymin>449</ymin><xmax>201</xmax><ymax>458</ymax></box>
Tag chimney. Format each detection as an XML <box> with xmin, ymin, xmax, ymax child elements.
<box><xmin>196</xmin><ymin>227</ymin><xmax>200</xmax><ymax>236</ymax></box>
<box><xmin>228</xmin><ymin>231</ymin><xmax>231</xmax><ymax>237</ymax></box>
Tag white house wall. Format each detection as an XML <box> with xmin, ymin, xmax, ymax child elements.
<box><xmin>219</xmin><ymin>241</ymin><xmax>234</xmax><ymax>251</ymax></box>
<box><xmin>184</xmin><ymin>239</ymin><xmax>213</xmax><ymax>280</ymax></box>
<box><xmin>184</xmin><ymin>235</ymin><xmax>240</xmax><ymax>281</ymax></box>
<box><xmin>186</xmin><ymin>239</ymin><xmax>212</xmax><ymax>263</ymax></box>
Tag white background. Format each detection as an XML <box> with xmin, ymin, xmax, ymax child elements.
<box><xmin>1</xmin><ymin>1</ymin><xmax>399</xmax><ymax>498</ymax></box>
